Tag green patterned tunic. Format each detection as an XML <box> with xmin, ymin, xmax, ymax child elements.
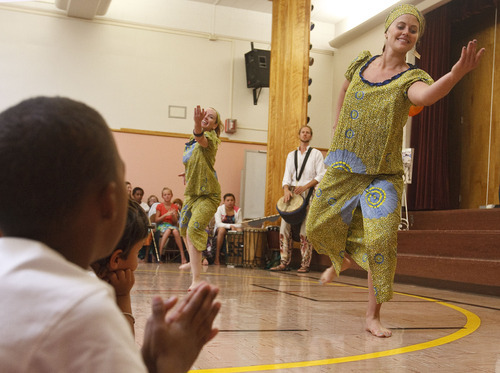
<box><xmin>306</xmin><ymin>51</ymin><xmax>433</xmax><ymax>303</ymax></box>
<box><xmin>179</xmin><ymin>130</ymin><xmax>221</xmax><ymax>251</ymax></box>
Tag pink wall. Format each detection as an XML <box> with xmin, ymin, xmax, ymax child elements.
<box><xmin>113</xmin><ymin>131</ymin><xmax>266</xmax><ymax>207</ymax></box>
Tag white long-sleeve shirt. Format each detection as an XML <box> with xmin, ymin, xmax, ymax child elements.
<box><xmin>213</xmin><ymin>204</ymin><xmax>243</xmax><ymax>233</ymax></box>
<box><xmin>282</xmin><ymin>146</ymin><xmax>326</xmax><ymax>189</ymax></box>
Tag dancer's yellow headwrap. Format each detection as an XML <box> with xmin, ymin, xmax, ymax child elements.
<box><xmin>385</xmin><ymin>4</ymin><xmax>425</xmax><ymax>38</ymax></box>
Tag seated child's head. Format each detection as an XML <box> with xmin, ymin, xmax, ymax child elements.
<box><xmin>91</xmin><ymin>199</ymin><xmax>149</xmax><ymax>274</ymax></box>
<box><xmin>223</xmin><ymin>193</ymin><xmax>236</xmax><ymax>208</ymax></box>
<box><xmin>132</xmin><ymin>187</ymin><xmax>145</xmax><ymax>203</ymax></box>
<box><xmin>147</xmin><ymin>195</ymin><xmax>159</xmax><ymax>207</ymax></box>
<box><xmin>172</xmin><ymin>198</ymin><xmax>183</xmax><ymax>209</ymax></box>
<box><xmin>162</xmin><ymin>187</ymin><xmax>173</xmax><ymax>203</ymax></box>
<box><xmin>125</xmin><ymin>181</ymin><xmax>132</xmax><ymax>196</ymax></box>
<box><xmin>0</xmin><ymin>96</ymin><xmax>128</xmax><ymax>264</ymax></box>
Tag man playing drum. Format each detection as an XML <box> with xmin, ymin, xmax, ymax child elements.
<box><xmin>271</xmin><ymin>125</ymin><xmax>326</xmax><ymax>273</ymax></box>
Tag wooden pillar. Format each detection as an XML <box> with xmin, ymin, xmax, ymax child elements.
<box><xmin>265</xmin><ymin>0</ymin><xmax>311</xmax><ymax>217</ymax></box>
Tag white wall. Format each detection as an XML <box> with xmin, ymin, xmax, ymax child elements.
<box><xmin>0</xmin><ymin>2</ymin><xmax>336</xmax><ymax>148</ymax></box>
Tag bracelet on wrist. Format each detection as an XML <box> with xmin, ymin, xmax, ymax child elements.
<box><xmin>193</xmin><ymin>129</ymin><xmax>204</xmax><ymax>137</ymax></box>
<box><xmin>122</xmin><ymin>312</ymin><xmax>135</xmax><ymax>324</ymax></box>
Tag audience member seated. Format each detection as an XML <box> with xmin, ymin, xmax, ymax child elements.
<box><xmin>156</xmin><ymin>187</ymin><xmax>187</xmax><ymax>264</ymax></box>
<box><xmin>91</xmin><ymin>199</ymin><xmax>149</xmax><ymax>333</ymax></box>
<box><xmin>173</xmin><ymin>197</ymin><xmax>183</xmax><ymax>212</ymax></box>
<box><xmin>0</xmin><ymin>96</ymin><xmax>220</xmax><ymax>373</ymax></box>
<box><xmin>132</xmin><ymin>187</ymin><xmax>149</xmax><ymax>213</ymax></box>
<box><xmin>137</xmin><ymin>195</ymin><xmax>160</xmax><ymax>263</ymax></box>
<box><xmin>147</xmin><ymin>195</ymin><xmax>160</xmax><ymax>217</ymax></box>
<box><xmin>125</xmin><ymin>181</ymin><xmax>132</xmax><ymax>198</ymax></box>
<box><xmin>213</xmin><ymin>193</ymin><xmax>242</xmax><ymax>265</ymax></box>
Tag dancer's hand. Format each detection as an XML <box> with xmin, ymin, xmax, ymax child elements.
<box><xmin>451</xmin><ymin>39</ymin><xmax>485</xmax><ymax>80</ymax></box>
<box><xmin>193</xmin><ymin>105</ymin><xmax>205</xmax><ymax>130</ymax></box>
<box><xmin>408</xmin><ymin>40</ymin><xmax>485</xmax><ymax>107</ymax></box>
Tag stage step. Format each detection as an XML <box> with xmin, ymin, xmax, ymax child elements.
<box><xmin>397</xmin><ymin>230</ymin><xmax>500</xmax><ymax>259</ymax></box>
<box><xmin>396</xmin><ymin>253</ymin><xmax>499</xmax><ymax>287</ymax></box>
<box><xmin>408</xmin><ymin>208</ymin><xmax>500</xmax><ymax>230</ymax></box>
<box><xmin>302</xmin><ymin>209</ymin><xmax>500</xmax><ymax>296</ymax></box>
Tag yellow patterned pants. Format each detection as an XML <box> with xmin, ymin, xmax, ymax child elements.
<box><xmin>180</xmin><ymin>194</ymin><xmax>220</xmax><ymax>252</ymax></box>
<box><xmin>306</xmin><ymin>169</ymin><xmax>403</xmax><ymax>303</ymax></box>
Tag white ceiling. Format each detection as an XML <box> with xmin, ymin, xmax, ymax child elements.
<box><xmin>8</xmin><ymin>0</ymin><xmax>447</xmax><ymax>49</ymax></box>
<box><xmin>186</xmin><ymin>0</ymin><xmax>400</xmax><ymax>25</ymax></box>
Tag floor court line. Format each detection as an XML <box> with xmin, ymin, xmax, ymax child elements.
<box><xmin>189</xmin><ymin>293</ymin><xmax>481</xmax><ymax>373</ymax></box>
<box><xmin>133</xmin><ymin>268</ymin><xmax>482</xmax><ymax>373</ymax></box>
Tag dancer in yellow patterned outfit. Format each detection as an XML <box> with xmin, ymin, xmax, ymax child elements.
<box><xmin>306</xmin><ymin>4</ymin><xmax>484</xmax><ymax>337</ymax></box>
<box><xmin>179</xmin><ymin>105</ymin><xmax>222</xmax><ymax>290</ymax></box>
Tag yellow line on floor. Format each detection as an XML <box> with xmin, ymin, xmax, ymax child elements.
<box><xmin>136</xmin><ymin>267</ymin><xmax>481</xmax><ymax>372</ymax></box>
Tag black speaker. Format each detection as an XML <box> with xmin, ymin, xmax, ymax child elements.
<box><xmin>245</xmin><ymin>49</ymin><xmax>270</xmax><ymax>88</ymax></box>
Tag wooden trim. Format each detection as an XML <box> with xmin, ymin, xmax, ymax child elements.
<box><xmin>113</xmin><ymin>128</ymin><xmax>267</xmax><ymax>146</ymax></box>
<box><xmin>265</xmin><ymin>0</ymin><xmax>311</xmax><ymax>216</ymax></box>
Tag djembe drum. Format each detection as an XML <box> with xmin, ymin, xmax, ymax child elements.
<box><xmin>276</xmin><ymin>193</ymin><xmax>307</xmax><ymax>225</ymax></box>
<box><xmin>276</xmin><ymin>193</ymin><xmax>308</xmax><ymax>242</ymax></box>
<box><xmin>243</xmin><ymin>228</ymin><xmax>267</xmax><ymax>268</ymax></box>
<box><xmin>225</xmin><ymin>231</ymin><xmax>244</xmax><ymax>267</ymax></box>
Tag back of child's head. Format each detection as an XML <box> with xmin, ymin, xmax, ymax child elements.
<box><xmin>0</xmin><ymin>96</ymin><xmax>120</xmax><ymax>239</ymax></box>
<box><xmin>91</xmin><ymin>199</ymin><xmax>149</xmax><ymax>271</ymax></box>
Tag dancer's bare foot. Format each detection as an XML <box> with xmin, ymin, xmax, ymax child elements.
<box><xmin>179</xmin><ymin>262</ymin><xmax>191</xmax><ymax>270</ymax></box>
<box><xmin>365</xmin><ymin>316</ymin><xmax>392</xmax><ymax>338</ymax></box>
<box><xmin>202</xmin><ymin>258</ymin><xmax>209</xmax><ymax>266</ymax></box>
<box><xmin>319</xmin><ymin>266</ymin><xmax>336</xmax><ymax>285</ymax></box>
<box><xmin>213</xmin><ymin>260</ymin><xmax>220</xmax><ymax>265</ymax></box>
<box><xmin>188</xmin><ymin>280</ymin><xmax>203</xmax><ymax>292</ymax></box>
<box><xmin>365</xmin><ymin>274</ymin><xmax>391</xmax><ymax>338</ymax></box>
<box><xmin>320</xmin><ymin>256</ymin><xmax>353</xmax><ymax>284</ymax></box>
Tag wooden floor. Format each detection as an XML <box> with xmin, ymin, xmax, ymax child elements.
<box><xmin>132</xmin><ymin>263</ymin><xmax>500</xmax><ymax>373</ymax></box>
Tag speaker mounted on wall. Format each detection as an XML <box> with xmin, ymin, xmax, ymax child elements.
<box><xmin>245</xmin><ymin>43</ymin><xmax>270</xmax><ymax>105</ymax></box>
<box><xmin>245</xmin><ymin>49</ymin><xmax>270</xmax><ymax>88</ymax></box>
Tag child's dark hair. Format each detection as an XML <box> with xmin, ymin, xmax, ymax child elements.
<box><xmin>0</xmin><ymin>96</ymin><xmax>119</xmax><ymax>238</ymax></box>
<box><xmin>132</xmin><ymin>187</ymin><xmax>144</xmax><ymax>195</ymax></box>
<box><xmin>223</xmin><ymin>193</ymin><xmax>235</xmax><ymax>201</ymax></box>
<box><xmin>92</xmin><ymin>199</ymin><xmax>149</xmax><ymax>270</ymax></box>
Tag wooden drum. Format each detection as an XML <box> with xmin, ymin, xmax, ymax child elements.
<box><xmin>276</xmin><ymin>194</ymin><xmax>307</xmax><ymax>225</ymax></box>
<box><xmin>226</xmin><ymin>231</ymin><xmax>244</xmax><ymax>267</ymax></box>
<box><xmin>243</xmin><ymin>228</ymin><xmax>268</xmax><ymax>268</ymax></box>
